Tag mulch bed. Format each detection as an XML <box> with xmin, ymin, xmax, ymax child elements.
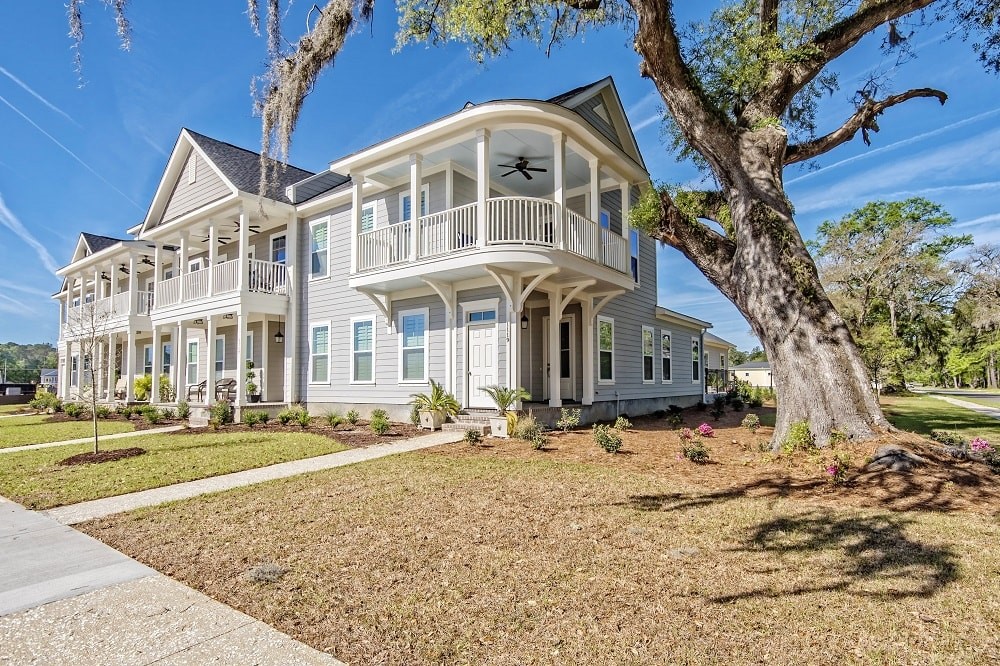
<box><xmin>428</xmin><ymin>408</ymin><xmax>1000</xmax><ymax>515</ymax></box>
<box><xmin>192</xmin><ymin>420</ymin><xmax>426</xmax><ymax>448</ymax></box>
<box><xmin>42</xmin><ymin>411</ymin><xmax>185</xmax><ymax>431</ymax></box>
<box><xmin>58</xmin><ymin>447</ymin><xmax>146</xmax><ymax>466</ymax></box>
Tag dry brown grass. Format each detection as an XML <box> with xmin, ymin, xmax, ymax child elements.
<box><xmin>83</xmin><ymin>409</ymin><xmax>1000</xmax><ymax>665</ymax></box>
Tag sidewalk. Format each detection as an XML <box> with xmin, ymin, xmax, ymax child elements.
<box><xmin>0</xmin><ymin>497</ymin><xmax>341</xmax><ymax>665</ymax></box>
<box><xmin>47</xmin><ymin>429</ymin><xmax>464</xmax><ymax>525</ymax></box>
<box><xmin>0</xmin><ymin>425</ymin><xmax>186</xmax><ymax>454</ymax></box>
<box><xmin>927</xmin><ymin>394</ymin><xmax>1000</xmax><ymax>422</ymax></box>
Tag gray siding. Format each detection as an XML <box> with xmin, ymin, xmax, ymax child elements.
<box><xmin>160</xmin><ymin>150</ymin><xmax>230</xmax><ymax>225</ymax></box>
<box><xmin>574</xmin><ymin>95</ymin><xmax>623</xmax><ymax>150</ymax></box>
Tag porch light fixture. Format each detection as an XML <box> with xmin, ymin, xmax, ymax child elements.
<box><xmin>100</xmin><ymin>272</ymin><xmax>111</xmax><ymax>281</ymax></box>
<box><xmin>223</xmin><ymin>313</ymin><xmax>234</xmax><ymax>320</ymax></box>
<box><xmin>275</xmin><ymin>316</ymin><xmax>285</xmax><ymax>344</ymax></box>
<box><xmin>193</xmin><ymin>318</ymin><xmax>204</xmax><ymax>325</ymax></box>
<box><xmin>520</xmin><ymin>314</ymin><xmax>529</xmax><ymax>330</ymax></box>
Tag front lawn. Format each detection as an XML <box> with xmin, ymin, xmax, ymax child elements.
<box><xmin>83</xmin><ymin>449</ymin><xmax>1000</xmax><ymax>665</ymax></box>
<box><xmin>0</xmin><ymin>430</ymin><xmax>348</xmax><ymax>509</ymax></box>
<box><xmin>0</xmin><ymin>404</ymin><xmax>33</xmax><ymax>415</ymax></box>
<box><xmin>882</xmin><ymin>395</ymin><xmax>1000</xmax><ymax>442</ymax></box>
<box><xmin>0</xmin><ymin>414</ymin><xmax>135</xmax><ymax>449</ymax></box>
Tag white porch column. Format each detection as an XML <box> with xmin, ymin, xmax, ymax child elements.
<box><xmin>476</xmin><ymin>129</ymin><xmax>490</xmax><ymax>248</ymax></box>
<box><xmin>588</xmin><ymin>158</ymin><xmax>600</xmax><ymax>220</ymax></box>
<box><xmin>64</xmin><ymin>280</ymin><xmax>72</xmax><ymax>329</ymax></box>
<box><xmin>261</xmin><ymin>317</ymin><xmax>270</xmax><ymax>402</ymax></box>
<box><xmin>235</xmin><ymin>310</ymin><xmax>247</xmax><ymax>408</ymax></box>
<box><xmin>107</xmin><ymin>333</ymin><xmax>117</xmax><ymax>400</ymax></box>
<box><xmin>237</xmin><ymin>208</ymin><xmax>250</xmax><ymax>292</ymax></box>
<box><xmin>553</xmin><ymin>133</ymin><xmax>566</xmax><ymax>249</ymax></box>
<box><xmin>124</xmin><ymin>327</ymin><xmax>136</xmax><ymax>402</ymax></box>
<box><xmin>620</xmin><ymin>181</ymin><xmax>631</xmax><ymax>240</ymax></box>
<box><xmin>93</xmin><ymin>269</ymin><xmax>102</xmax><ymax>307</ymax></box>
<box><xmin>176</xmin><ymin>322</ymin><xmax>187</xmax><ymax>398</ymax></box>
<box><xmin>284</xmin><ymin>214</ymin><xmax>298</xmax><ymax>404</ymax></box>
<box><xmin>109</xmin><ymin>261</ymin><xmax>120</xmax><ymax>313</ymax></box>
<box><xmin>153</xmin><ymin>242</ymin><xmax>163</xmax><ymax>295</ymax></box>
<box><xmin>206</xmin><ymin>315</ymin><xmax>217</xmax><ymax>404</ymax></box>
<box><xmin>62</xmin><ymin>340</ymin><xmax>72</xmax><ymax>399</ymax></box>
<box><xmin>350</xmin><ymin>175</ymin><xmax>363</xmax><ymax>274</ymax></box>
<box><xmin>178</xmin><ymin>232</ymin><xmax>189</xmax><ymax>300</ymax></box>
<box><xmin>127</xmin><ymin>254</ymin><xmax>138</xmax><ymax>314</ymax></box>
<box><xmin>548</xmin><ymin>288</ymin><xmax>562</xmax><ymax>408</ymax></box>
<box><xmin>409</xmin><ymin>153</ymin><xmax>423</xmax><ymax>261</ymax></box>
<box><xmin>207</xmin><ymin>219</ymin><xmax>217</xmax><ymax>295</ymax></box>
<box><xmin>151</xmin><ymin>325</ymin><xmax>163</xmax><ymax>404</ymax></box>
<box><xmin>582</xmin><ymin>298</ymin><xmax>595</xmax><ymax>405</ymax></box>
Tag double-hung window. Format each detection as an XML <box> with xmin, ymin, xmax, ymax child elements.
<box><xmin>598</xmin><ymin>316</ymin><xmax>614</xmax><ymax>383</ymax></box>
<box><xmin>400</xmin><ymin>309</ymin><xmax>427</xmax><ymax>382</ymax></box>
<box><xmin>399</xmin><ymin>185</ymin><xmax>429</xmax><ymax>222</ymax></box>
<box><xmin>642</xmin><ymin>326</ymin><xmax>654</xmax><ymax>383</ymax></box>
<box><xmin>661</xmin><ymin>332</ymin><xmax>672</xmax><ymax>383</ymax></box>
<box><xmin>309</xmin><ymin>219</ymin><xmax>329</xmax><ymax>279</ymax></box>
<box><xmin>692</xmin><ymin>339</ymin><xmax>701</xmax><ymax>384</ymax></box>
<box><xmin>361</xmin><ymin>203</ymin><xmax>375</xmax><ymax>233</ymax></box>
<box><xmin>352</xmin><ymin>318</ymin><xmax>375</xmax><ymax>383</ymax></box>
<box><xmin>214</xmin><ymin>336</ymin><xmax>225</xmax><ymax>380</ymax></box>
<box><xmin>630</xmin><ymin>229</ymin><xmax>640</xmax><ymax>283</ymax></box>
<box><xmin>70</xmin><ymin>355</ymin><xmax>79</xmax><ymax>386</ymax></box>
<box><xmin>162</xmin><ymin>342</ymin><xmax>172</xmax><ymax>377</ymax></box>
<box><xmin>186</xmin><ymin>340</ymin><xmax>199</xmax><ymax>385</ymax></box>
<box><xmin>310</xmin><ymin>323</ymin><xmax>330</xmax><ymax>383</ymax></box>
<box><xmin>142</xmin><ymin>345</ymin><xmax>153</xmax><ymax>376</ymax></box>
<box><xmin>271</xmin><ymin>234</ymin><xmax>287</xmax><ymax>264</ymax></box>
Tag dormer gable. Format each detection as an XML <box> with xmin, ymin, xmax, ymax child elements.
<box><xmin>549</xmin><ymin>77</ymin><xmax>646</xmax><ymax>169</ymax></box>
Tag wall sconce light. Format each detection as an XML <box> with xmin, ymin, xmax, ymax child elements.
<box><xmin>223</xmin><ymin>313</ymin><xmax>234</xmax><ymax>320</ymax></box>
<box><xmin>520</xmin><ymin>314</ymin><xmax>529</xmax><ymax>330</ymax></box>
<box><xmin>193</xmin><ymin>318</ymin><xmax>204</xmax><ymax>325</ymax></box>
<box><xmin>274</xmin><ymin>315</ymin><xmax>285</xmax><ymax>344</ymax></box>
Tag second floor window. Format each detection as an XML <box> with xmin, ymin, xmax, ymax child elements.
<box><xmin>310</xmin><ymin>220</ymin><xmax>328</xmax><ymax>279</ymax></box>
<box><xmin>399</xmin><ymin>185</ymin><xmax>428</xmax><ymax>223</ymax></box>
<box><xmin>271</xmin><ymin>235</ymin><xmax>286</xmax><ymax>264</ymax></box>
<box><xmin>361</xmin><ymin>203</ymin><xmax>375</xmax><ymax>233</ymax></box>
<box><xmin>630</xmin><ymin>229</ymin><xmax>639</xmax><ymax>283</ymax></box>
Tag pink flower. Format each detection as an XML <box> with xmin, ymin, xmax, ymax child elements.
<box><xmin>970</xmin><ymin>437</ymin><xmax>991</xmax><ymax>453</ymax></box>
<box><xmin>696</xmin><ymin>423</ymin><xmax>715</xmax><ymax>438</ymax></box>
<box><xmin>825</xmin><ymin>465</ymin><xmax>839</xmax><ymax>476</ymax></box>
<box><xmin>680</xmin><ymin>428</ymin><xmax>694</xmax><ymax>440</ymax></box>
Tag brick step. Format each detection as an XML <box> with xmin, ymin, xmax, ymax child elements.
<box><xmin>442</xmin><ymin>422</ymin><xmax>491</xmax><ymax>435</ymax></box>
<box><xmin>451</xmin><ymin>414</ymin><xmax>490</xmax><ymax>424</ymax></box>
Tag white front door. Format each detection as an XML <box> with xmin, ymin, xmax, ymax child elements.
<box><xmin>542</xmin><ymin>316</ymin><xmax>575</xmax><ymax>401</ymax></box>
<box><xmin>467</xmin><ymin>324</ymin><xmax>497</xmax><ymax>408</ymax></box>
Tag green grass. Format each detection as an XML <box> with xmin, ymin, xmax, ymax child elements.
<box><xmin>0</xmin><ymin>415</ymin><xmax>135</xmax><ymax>449</ymax></box>
<box><xmin>0</xmin><ymin>430</ymin><xmax>349</xmax><ymax>509</ymax></box>
<box><xmin>0</xmin><ymin>404</ymin><xmax>33</xmax><ymax>415</ymax></box>
<box><xmin>950</xmin><ymin>396</ymin><xmax>1000</xmax><ymax>409</ymax></box>
<box><xmin>881</xmin><ymin>395</ymin><xmax>1000</xmax><ymax>441</ymax></box>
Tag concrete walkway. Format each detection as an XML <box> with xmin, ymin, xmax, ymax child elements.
<box><xmin>47</xmin><ymin>430</ymin><xmax>463</xmax><ymax>525</ymax></box>
<box><xmin>0</xmin><ymin>497</ymin><xmax>341</xmax><ymax>665</ymax></box>
<box><xmin>927</xmin><ymin>393</ymin><xmax>1000</xmax><ymax>421</ymax></box>
<box><xmin>0</xmin><ymin>425</ymin><xmax>186</xmax><ymax>454</ymax></box>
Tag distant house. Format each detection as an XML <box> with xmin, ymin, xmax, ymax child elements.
<box><xmin>703</xmin><ymin>332</ymin><xmax>736</xmax><ymax>392</ymax></box>
<box><xmin>39</xmin><ymin>369</ymin><xmax>58</xmax><ymax>392</ymax></box>
<box><xmin>732</xmin><ymin>361</ymin><xmax>772</xmax><ymax>389</ymax></box>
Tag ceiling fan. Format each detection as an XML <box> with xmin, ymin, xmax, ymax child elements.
<box><xmin>498</xmin><ymin>157</ymin><xmax>547</xmax><ymax>181</ymax></box>
<box><xmin>232</xmin><ymin>220</ymin><xmax>261</xmax><ymax>234</ymax></box>
<box><xmin>199</xmin><ymin>234</ymin><xmax>233</xmax><ymax>244</ymax></box>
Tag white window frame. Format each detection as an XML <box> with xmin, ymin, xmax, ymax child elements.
<box><xmin>70</xmin><ymin>355</ymin><xmax>79</xmax><ymax>387</ymax></box>
<box><xmin>360</xmin><ymin>202</ymin><xmax>376</xmax><ymax>233</ymax></box>
<box><xmin>188</xmin><ymin>258</ymin><xmax>204</xmax><ymax>272</ymax></box>
<box><xmin>597</xmin><ymin>315</ymin><xmax>615</xmax><ymax>385</ymax></box>
<box><xmin>398</xmin><ymin>184</ymin><xmax>430</xmax><ymax>223</ymax></box>
<box><xmin>629</xmin><ymin>229</ymin><xmax>640</xmax><ymax>284</ymax></box>
<box><xmin>692</xmin><ymin>339</ymin><xmax>701</xmax><ymax>384</ymax></box>
<box><xmin>214</xmin><ymin>335</ymin><xmax>225</xmax><ymax>380</ymax></box>
<box><xmin>641</xmin><ymin>325</ymin><xmax>655</xmax><ymax>383</ymax></box>
<box><xmin>398</xmin><ymin>307</ymin><xmax>429</xmax><ymax>384</ymax></box>
<box><xmin>269</xmin><ymin>232</ymin><xmax>287</xmax><ymax>265</ymax></box>
<box><xmin>162</xmin><ymin>342</ymin><xmax>172</xmax><ymax>377</ymax></box>
<box><xmin>309</xmin><ymin>322</ymin><xmax>331</xmax><ymax>384</ymax></box>
<box><xmin>661</xmin><ymin>330</ymin><xmax>673</xmax><ymax>384</ymax></box>
<box><xmin>186</xmin><ymin>339</ymin><xmax>199</xmax><ymax>386</ymax></box>
<box><xmin>308</xmin><ymin>218</ymin><xmax>330</xmax><ymax>280</ymax></box>
<box><xmin>142</xmin><ymin>344</ymin><xmax>153</xmax><ymax>376</ymax></box>
<box><xmin>350</xmin><ymin>316</ymin><xmax>376</xmax><ymax>385</ymax></box>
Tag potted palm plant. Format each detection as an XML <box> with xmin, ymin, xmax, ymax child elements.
<box><xmin>409</xmin><ymin>379</ymin><xmax>460</xmax><ymax>430</ymax></box>
<box><xmin>245</xmin><ymin>360</ymin><xmax>261</xmax><ymax>403</ymax></box>
<box><xmin>479</xmin><ymin>385</ymin><xmax>531</xmax><ymax>437</ymax></box>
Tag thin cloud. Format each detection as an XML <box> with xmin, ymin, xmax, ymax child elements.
<box><xmin>625</xmin><ymin>91</ymin><xmax>659</xmax><ymax>118</ymax></box>
<box><xmin>0</xmin><ymin>93</ymin><xmax>143</xmax><ymax>210</ymax></box>
<box><xmin>0</xmin><ymin>192</ymin><xmax>60</xmax><ymax>273</ymax></box>
<box><xmin>633</xmin><ymin>115</ymin><xmax>661</xmax><ymax>132</ymax></box>
<box><xmin>0</xmin><ymin>65</ymin><xmax>79</xmax><ymax>126</ymax></box>
<box><xmin>0</xmin><ymin>278</ymin><xmax>54</xmax><ymax>298</ymax></box>
<box><xmin>956</xmin><ymin>212</ymin><xmax>1000</xmax><ymax>228</ymax></box>
<box><xmin>786</xmin><ymin>106</ymin><xmax>1000</xmax><ymax>185</ymax></box>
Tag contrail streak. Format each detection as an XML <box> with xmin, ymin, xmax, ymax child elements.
<box><xmin>0</xmin><ymin>65</ymin><xmax>79</xmax><ymax>126</ymax></box>
<box><xmin>0</xmin><ymin>192</ymin><xmax>60</xmax><ymax>273</ymax></box>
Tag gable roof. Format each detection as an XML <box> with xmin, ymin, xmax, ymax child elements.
<box><xmin>545</xmin><ymin>76</ymin><xmax>645</xmax><ymax>168</ymax></box>
<box><xmin>185</xmin><ymin>130</ymin><xmax>314</xmax><ymax>204</ymax></box>
<box><xmin>733</xmin><ymin>361</ymin><xmax>770</xmax><ymax>370</ymax></box>
<box><xmin>704</xmin><ymin>332</ymin><xmax>737</xmax><ymax>349</ymax></box>
<box><xmin>81</xmin><ymin>232</ymin><xmax>126</xmax><ymax>254</ymax></box>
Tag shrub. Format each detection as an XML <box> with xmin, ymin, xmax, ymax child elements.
<box><xmin>158</xmin><ymin>374</ymin><xmax>175</xmax><ymax>402</ymax></box>
<box><xmin>369</xmin><ymin>411</ymin><xmax>390</xmax><ymax>435</ymax></box>
<box><xmin>695</xmin><ymin>401</ymin><xmax>707</xmax><ymax>412</ymax></box>
<box><xmin>613</xmin><ymin>416</ymin><xmax>632</xmax><ymax>431</ymax></box>
<box><xmin>666</xmin><ymin>412</ymin><xmax>683</xmax><ymax>428</ymax></box>
<box><xmin>529</xmin><ymin>431</ymin><xmax>547</xmax><ymax>450</ymax></box>
<box><xmin>512</xmin><ymin>414</ymin><xmax>542</xmax><ymax>441</ymax></box>
<box><xmin>969</xmin><ymin>437</ymin><xmax>991</xmax><ymax>453</ymax></box>
<box><xmin>667</xmin><ymin>404</ymin><xmax>683</xmax><ymax>415</ymax></box>
<box><xmin>409</xmin><ymin>379</ymin><xmax>461</xmax><ymax>416</ymax></box>
<box><xmin>346</xmin><ymin>409</ymin><xmax>360</xmax><ymax>425</ymax></box>
<box><xmin>143</xmin><ymin>407</ymin><xmax>163</xmax><ymax>425</ymax></box>
<box><xmin>64</xmin><ymin>402</ymin><xmax>86</xmax><ymax>419</ymax></box>
<box><xmin>556</xmin><ymin>408</ymin><xmax>581</xmax><ymax>432</ymax></box>
<box><xmin>176</xmin><ymin>401</ymin><xmax>191</xmax><ymax>420</ymax></box>
<box><xmin>243</xmin><ymin>409</ymin><xmax>269</xmax><ymax>428</ymax></box>
<box><xmin>133</xmin><ymin>374</ymin><xmax>153</xmax><ymax>402</ymax></box>
<box><xmin>210</xmin><ymin>399</ymin><xmax>234</xmax><ymax>425</ymax></box>
<box><xmin>325</xmin><ymin>410</ymin><xmax>343</xmax><ymax>427</ymax></box>
<box><xmin>593</xmin><ymin>424</ymin><xmax>623</xmax><ymax>453</ymax></box>
<box><xmin>749</xmin><ymin>387</ymin><xmax>764</xmax><ymax>408</ymax></box>
<box><xmin>30</xmin><ymin>392</ymin><xmax>62</xmax><ymax>412</ymax></box>
<box><xmin>824</xmin><ymin>451</ymin><xmax>852</xmax><ymax>485</ymax></box>
<box><xmin>161</xmin><ymin>407</ymin><xmax>176</xmax><ymax>419</ymax></box>
<box><xmin>829</xmin><ymin>428</ymin><xmax>848</xmax><ymax>445</ymax></box>
<box><xmin>711</xmin><ymin>396</ymin><xmax>725</xmax><ymax>420</ymax></box>
<box><xmin>696</xmin><ymin>423</ymin><xmax>715</xmax><ymax>438</ymax></box>
<box><xmin>730</xmin><ymin>397</ymin><xmax>745</xmax><ymax>411</ymax></box>
<box><xmin>463</xmin><ymin>429</ymin><xmax>482</xmax><ymax>446</ymax></box>
<box><xmin>277</xmin><ymin>407</ymin><xmax>301</xmax><ymax>425</ymax></box>
<box><xmin>930</xmin><ymin>430</ymin><xmax>964</xmax><ymax>446</ymax></box>
<box><xmin>409</xmin><ymin>404</ymin><xmax>421</xmax><ymax>426</ymax></box>
<box><xmin>983</xmin><ymin>448</ymin><xmax>1000</xmax><ymax>474</ymax></box>
<box><xmin>741</xmin><ymin>413</ymin><xmax>761</xmax><ymax>433</ymax></box>
<box><xmin>94</xmin><ymin>404</ymin><xmax>112</xmax><ymax>419</ymax></box>
<box><xmin>782</xmin><ymin>420</ymin><xmax>815</xmax><ymax>453</ymax></box>
<box><xmin>295</xmin><ymin>408</ymin><xmax>312</xmax><ymax>429</ymax></box>
<box><xmin>682</xmin><ymin>439</ymin><xmax>710</xmax><ymax>463</ymax></box>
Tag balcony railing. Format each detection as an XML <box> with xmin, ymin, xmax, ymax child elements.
<box><xmin>151</xmin><ymin>258</ymin><xmax>288</xmax><ymax>312</ymax></box>
<box><xmin>356</xmin><ymin>197</ymin><xmax>628</xmax><ymax>275</ymax></box>
<box><xmin>65</xmin><ymin>290</ymin><xmax>155</xmax><ymax>329</ymax></box>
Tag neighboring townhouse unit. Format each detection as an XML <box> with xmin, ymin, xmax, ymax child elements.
<box><xmin>732</xmin><ymin>361</ymin><xmax>773</xmax><ymax>389</ymax></box>
<box><xmin>54</xmin><ymin>77</ymin><xmax>718</xmax><ymax>423</ymax></box>
<box><xmin>704</xmin><ymin>332</ymin><xmax>736</xmax><ymax>392</ymax></box>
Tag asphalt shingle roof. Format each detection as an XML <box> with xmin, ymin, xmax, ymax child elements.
<box><xmin>185</xmin><ymin>130</ymin><xmax>315</xmax><ymax>204</ymax></box>
<box><xmin>81</xmin><ymin>233</ymin><xmax>126</xmax><ymax>254</ymax></box>
<box><xmin>732</xmin><ymin>361</ymin><xmax>771</xmax><ymax>370</ymax></box>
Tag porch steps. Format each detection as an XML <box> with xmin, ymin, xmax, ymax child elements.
<box><xmin>442</xmin><ymin>409</ymin><xmax>492</xmax><ymax>435</ymax></box>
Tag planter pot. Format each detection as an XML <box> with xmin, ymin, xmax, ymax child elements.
<box><xmin>247</xmin><ymin>394</ymin><xmax>261</xmax><ymax>404</ymax></box>
<box><xmin>488</xmin><ymin>415</ymin><xmax>509</xmax><ymax>438</ymax></box>
<box><xmin>419</xmin><ymin>409</ymin><xmax>446</xmax><ymax>431</ymax></box>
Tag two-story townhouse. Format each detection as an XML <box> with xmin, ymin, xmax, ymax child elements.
<box><xmin>54</xmin><ymin>77</ymin><xmax>717</xmax><ymax>424</ymax></box>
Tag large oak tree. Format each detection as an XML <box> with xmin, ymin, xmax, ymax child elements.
<box><xmin>68</xmin><ymin>0</ymin><xmax>999</xmax><ymax>446</ymax></box>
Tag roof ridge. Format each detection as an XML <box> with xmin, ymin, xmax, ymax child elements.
<box><xmin>183</xmin><ymin>128</ymin><xmax>314</xmax><ymax>177</ymax></box>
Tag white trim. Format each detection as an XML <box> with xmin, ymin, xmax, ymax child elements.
<box><xmin>461</xmin><ymin>299</ymin><xmax>501</xmax><ymax>407</ymax></box>
<box><xmin>245</xmin><ymin>330</ymin><xmax>254</xmax><ymax>364</ymax></box>
<box><xmin>268</xmin><ymin>231</ymin><xmax>287</xmax><ymax>264</ymax></box>
<box><xmin>308</xmin><ymin>321</ymin><xmax>331</xmax><ymax>385</ymax></box>
<box><xmin>186</xmin><ymin>338</ymin><xmax>200</xmax><ymax>386</ymax></box>
<box><xmin>214</xmin><ymin>334</ymin><xmax>226</xmax><ymax>381</ymax></box>
<box><xmin>692</xmin><ymin>338</ymin><xmax>701</xmax><ymax>384</ymax></box>
<box><xmin>308</xmin><ymin>217</ymin><xmax>330</xmax><ymax>280</ymax></box>
<box><xmin>542</xmin><ymin>313</ymin><xmax>577</xmax><ymax>402</ymax></box>
<box><xmin>641</xmin><ymin>325</ymin><xmax>654</xmax><ymax>384</ymax></box>
<box><xmin>398</xmin><ymin>184</ymin><xmax>430</xmax><ymax>222</ymax></box>
<box><xmin>360</xmin><ymin>201</ymin><xmax>376</xmax><ymax>232</ymax></box>
<box><xmin>142</xmin><ymin>344</ymin><xmax>153</xmax><ymax>376</ymax></box>
<box><xmin>398</xmin><ymin>307</ymin><xmax>429</xmax><ymax>384</ymax></box>
<box><xmin>460</xmin><ymin>297</ymin><xmax>500</xmax><ymax>313</ymax></box>
<box><xmin>660</xmin><ymin>329</ymin><xmax>673</xmax><ymax>384</ymax></box>
<box><xmin>597</xmin><ymin>315</ymin><xmax>614</xmax><ymax>384</ymax></box>
<box><xmin>350</xmin><ymin>316</ymin><xmax>376</xmax><ymax>385</ymax></box>
<box><xmin>188</xmin><ymin>258</ymin><xmax>204</xmax><ymax>272</ymax></box>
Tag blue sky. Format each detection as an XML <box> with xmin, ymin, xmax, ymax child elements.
<box><xmin>0</xmin><ymin>3</ymin><xmax>997</xmax><ymax>349</ymax></box>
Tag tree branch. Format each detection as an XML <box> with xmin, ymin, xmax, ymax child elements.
<box><xmin>784</xmin><ymin>87</ymin><xmax>947</xmax><ymax>164</ymax></box>
<box><xmin>655</xmin><ymin>190</ymin><xmax>736</xmax><ymax>290</ymax></box>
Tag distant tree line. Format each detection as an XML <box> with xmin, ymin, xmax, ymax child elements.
<box><xmin>730</xmin><ymin>347</ymin><xmax>768</xmax><ymax>366</ymax></box>
<box><xmin>811</xmin><ymin>198</ymin><xmax>997</xmax><ymax>390</ymax></box>
<box><xmin>0</xmin><ymin>342</ymin><xmax>58</xmax><ymax>383</ymax></box>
